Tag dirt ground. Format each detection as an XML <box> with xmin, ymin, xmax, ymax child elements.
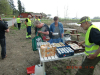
<box><xmin>0</xmin><ymin>25</ymin><xmax>100</xmax><ymax>75</ymax></box>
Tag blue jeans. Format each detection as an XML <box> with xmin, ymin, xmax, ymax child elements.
<box><xmin>27</xmin><ymin>26</ymin><xmax>31</xmax><ymax>35</ymax></box>
<box><xmin>0</xmin><ymin>38</ymin><xmax>6</xmax><ymax>59</ymax></box>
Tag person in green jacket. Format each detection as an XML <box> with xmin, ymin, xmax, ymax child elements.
<box><xmin>17</xmin><ymin>16</ymin><xmax>21</xmax><ymax>30</ymax></box>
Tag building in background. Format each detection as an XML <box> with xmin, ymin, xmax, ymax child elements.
<box><xmin>40</xmin><ymin>12</ymin><xmax>47</xmax><ymax>18</ymax></box>
<box><xmin>30</xmin><ymin>13</ymin><xmax>41</xmax><ymax>19</ymax></box>
<box><xmin>20</xmin><ymin>12</ymin><xmax>47</xmax><ymax>19</ymax></box>
<box><xmin>20</xmin><ymin>13</ymin><xmax>32</xmax><ymax>18</ymax></box>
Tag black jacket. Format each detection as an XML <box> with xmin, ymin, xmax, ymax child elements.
<box><xmin>89</xmin><ymin>25</ymin><xmax>100</xmax><ymax>46</ymax></box>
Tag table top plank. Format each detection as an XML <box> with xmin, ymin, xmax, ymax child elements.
<box><xmin>63</xmin><ymin>28</ymin><xmax>77</xmax><ymax>31</ymax></box>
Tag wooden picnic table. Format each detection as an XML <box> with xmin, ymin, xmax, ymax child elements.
<box><xmin>64</xmin><ymin>28</ymin><xmax>80</xmax><ymax>41</ymax></box>
<box><xmin>63</xmin><ymin>28</ymin><xmax>78</xmax><ymax>34</ymax></box>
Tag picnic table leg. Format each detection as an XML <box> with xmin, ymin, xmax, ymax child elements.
<box><xmin>43</xmin><ymin>62</ymin><xmax>46</xmax><ymax>75</ymax></box>
<box><xmin>76</xmin><ymin>30</ymin><xmax>78</xmax><ymax>34</ymax></box>
<box><xmin>71</xmin><ymin>31</ymin><xmax>74</xmax><ymax>34</ymax></box>
<box><xmin>77</xmin><ymin>35</ymin><xmax>79</xmax><ymax>41</ymax></box>
<box><xmin>82</xmin><ymin>55</ymin><xmax>85</xmax><ymax>63</ymax></box>
<box><xmin>64</xmin><ymin>30</ymin><xmax>67</xmax><ymax>33</ymax></box>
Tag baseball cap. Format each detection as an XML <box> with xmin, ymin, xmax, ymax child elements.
<box><xmin>28</xmin><ymin>15</ymin><xmax>31</xmax><ymax>18</ymax></box>
<box><xmin>78</xmin><ymin>16</ymin><xmax>91</xmax><ymax>24</ymax></box>
<box><xmin>34</xmin><ymin>20</ymin><xmax>41</xmax><ymax>26</ymax></box>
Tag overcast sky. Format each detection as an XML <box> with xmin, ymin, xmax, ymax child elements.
<box><xmin>14</xmin><ymin>0</ymin><xmax>100</xmax><ymax>19</ymax></box>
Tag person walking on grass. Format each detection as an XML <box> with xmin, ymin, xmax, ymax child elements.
<box><xmin>0</xmin><ymin>16</ymin><xmax>9</xmax><ymax>59</ymax></box>
<box><xmin>25</xmin><ymin>15</ymin><xmax>32</xmax><ymax>39</ymax></box>
<box><xmin>75</xmin><ymin>16</ymin><xmax>100</xmax><ymax>75</ymax></box>
<box><xmin>17</xmin><ymin>16</ymin><xmax>21</xmax><ymax>30</ymax></box>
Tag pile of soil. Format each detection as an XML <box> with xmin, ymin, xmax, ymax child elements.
<box><xmin>0</xmin><ymin>25</ymin><xmax>100</xmax><ymax>75</ymax></box>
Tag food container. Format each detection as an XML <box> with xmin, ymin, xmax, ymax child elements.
<box><xmin>65</xmin><ymin>41</ymin><xmax>85</xmax><ymax>53</ymax></box>
<box><xmin>37</xmin><ymin>42</ymin><xmax>49</xmax><ymax>48</ymax></box>
<box><xmin>56</xmin><ymin>47</ymin><xmax>74</xmax><ymax>58</ymax></box>
<box><xmin>40</xmin><ymin>44</ymin><xmax>57</xmax><ymax>57</ymax></box>
<box><xmin>45</xmin><ymin>37</ymin><xmax>50</xmax><ymax>41</ymax></box>
<box><xmin>64</xmin><ymin>34</ymin><xmax>71</xmax><ymax>41</ymax></box>
<box><xmin>51</xmin><ymin>42</ymin><xmax>67</xmax><ymax>48</ymax></box>
<box><xmin>52</xmin><ymin>33</ymin><xmax>58</xmax><ymax>35</ymax></box>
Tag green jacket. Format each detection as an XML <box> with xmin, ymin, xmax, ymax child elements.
<box><xmin>17</xmin><ymin>18</ymin><xmax>21</xmax><ymax>23</ymax></box>
<box><xmin>27</xmin><ymin>18</ymin><xmax>31</xmax><ymax>26</ymax></box>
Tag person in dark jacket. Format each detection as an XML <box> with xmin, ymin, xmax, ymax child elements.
<box><xmin>34</xmin><ymin>20</ymin><xmax>50</xmax><ymax>41</ymax></box>
<box><xmin>0</xmin><ymin>16</ymin><xmax>9</xmax><ymax>59</ymax></box>
<box><xmin>75</xmin><ymin>16</ymin><xmax>100</xmax><ymax>75</ymax></box>
<box><xmin>50</xmin><ymin>16</ymin><xmax>64</xmax><ymax>39</ymax></box>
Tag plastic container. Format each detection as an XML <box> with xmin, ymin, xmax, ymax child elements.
<box><xmin>35</xmin><ymin>64</ymin><xmax>44</xmax><ymax>75</ymax></box>
<box><xmin>52</xmin><ymin>33</ymin><xmax>58</xmax><ymax>35</ymax></box>
<box><xmin>64</xmin><ymin>34</ymin><xmax>71</xmax><ymax>41</ymax></box>
<box><xmin>56</xmin><ymin>47</ymin><xmax>74</xmax><ymax>58</ymax></box>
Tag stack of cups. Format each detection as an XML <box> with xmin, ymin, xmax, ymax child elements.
<box><xmin>52</xmin><ymin>46</ymin><xmax>56</xmax><ymax>56</ymax></box>
<box><xmin>40</xmin><ymin>45</ymin><xmax>47</xmax><ymax>57</ymax></box>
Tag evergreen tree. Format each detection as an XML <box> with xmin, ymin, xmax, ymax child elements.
<box><xmin>9</xmin><ymin>0</ymin><xmax>15</xmax><ymax>15</ymax></box>
<box><xmin>22</xmin><ymin>6</ymin><xmax>25</xmax><ymax>13</ymax></box>
<box><xmin>18</xmin><ymin>0</ymin><xmax>22</xmax><ymax>14</ymax></box>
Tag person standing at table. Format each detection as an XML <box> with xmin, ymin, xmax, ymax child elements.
<box><xmin>35</xmin><ymin>16</ymin><xmax>41</xmax><ymax>35</ymax></box>
<box><xmin>25</xmin><ymin>15</ymin><xmax>32</xmax><ymax>39</ymax></box>
<box><xmin>75</xmin><ymin>16</ymin><xmax>100</xmax><ymax>75</ymax></box>
<box><xmin>34</xmin><ymin>20</ymin><xmax>50</xmax><ymax>41</ymax></box>
<box><xmin>0</xmin><ymin>16</ymin><xmax>9</xmax><ymax>59</ymax></box>
<box><xmin>50</xmin><ymin>16</ymin><xmax>64</xmax><ymax>39</ymax></box>
<box><xmin>17</xmin><ymin>16</ymin><xmax>21</xmax><ymax>30</ymax></box>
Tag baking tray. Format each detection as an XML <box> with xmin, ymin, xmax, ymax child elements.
<box><xmin>65</xmin><ymin>41</ymin><xmax>85</xmax><ymax>53</ymax></box>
